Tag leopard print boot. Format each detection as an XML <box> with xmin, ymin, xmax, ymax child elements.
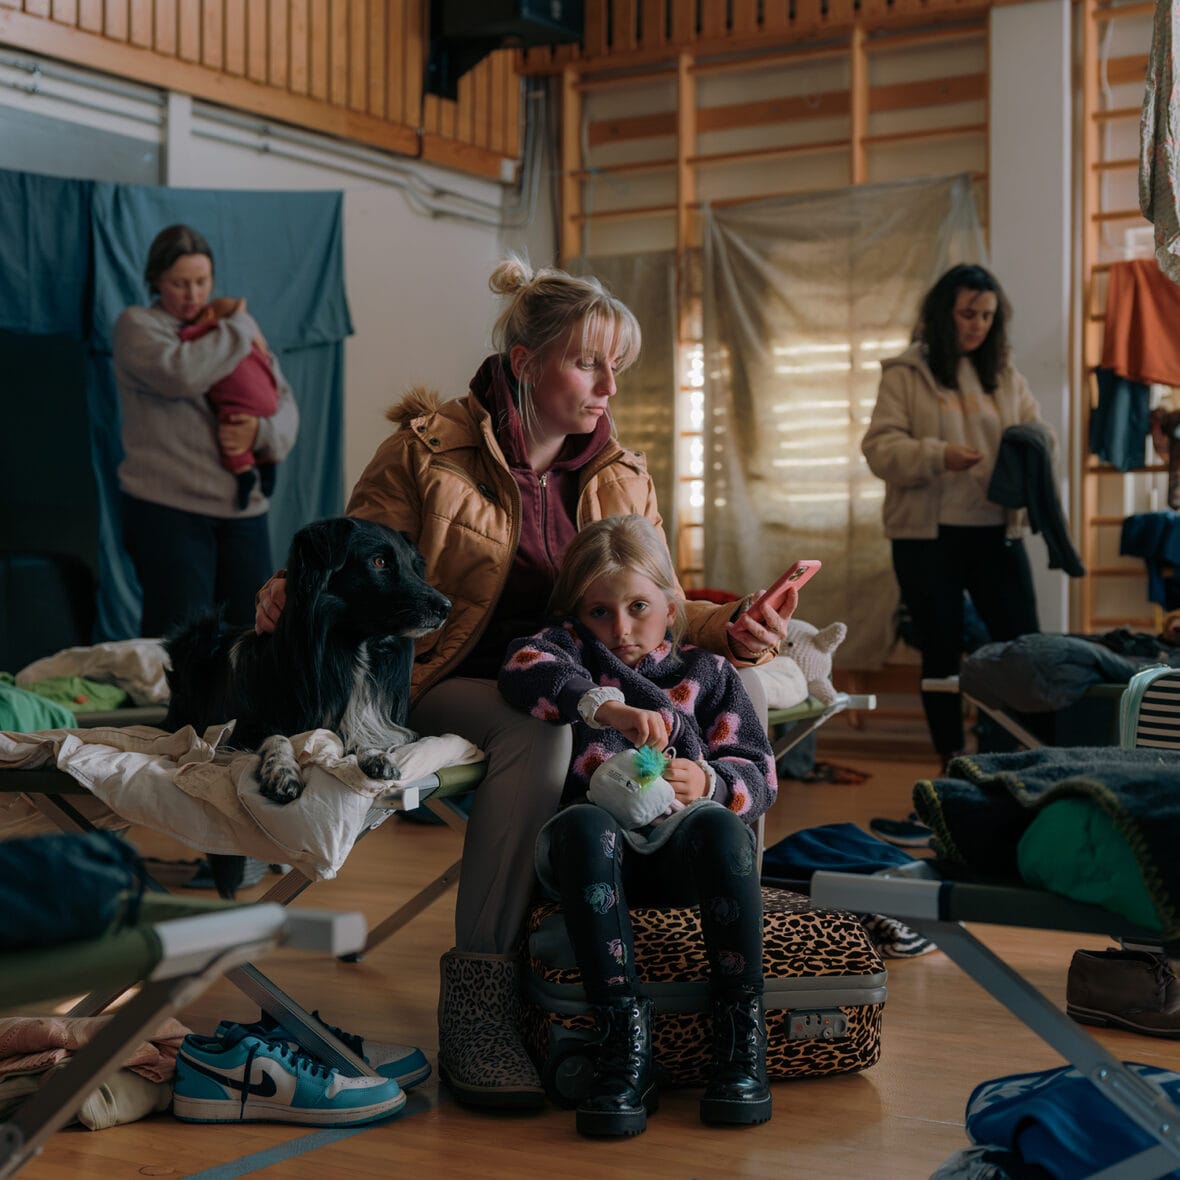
<box><xmin>437</xmin><ymin>948</ymin><xmax>545</xmax><ymax>1108</ymax></box>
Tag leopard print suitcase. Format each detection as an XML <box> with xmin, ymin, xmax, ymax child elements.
<box><xmin>522</xmin><ymin>886</ymin><xmax>886</xmax><ymax>1094</ymax></box>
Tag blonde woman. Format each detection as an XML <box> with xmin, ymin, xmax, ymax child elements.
<box><xmin>256</xmin><ymin>258</ymin><xmax>785</xmax><ymax>1108</ymax></box>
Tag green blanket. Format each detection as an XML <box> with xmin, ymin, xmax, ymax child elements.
<box><xmin>0</xmin><ymin>676</ymin><xmax>75</xmax><ymax>732</ymax></box>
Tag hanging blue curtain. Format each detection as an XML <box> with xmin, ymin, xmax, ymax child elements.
<box><xmin>86</xmin><ymin>182</ymin><xmax>353</xmax><ymax>638</ymax></box>
<box><xmin>0</xmin><ymin>170</ymin><xmax>92</xmax><ymax>338</ymax></box>
<box><xmin>0</xmin><ymin>167</ymin><xmax>351</xmax><ymax>643</ymax></box>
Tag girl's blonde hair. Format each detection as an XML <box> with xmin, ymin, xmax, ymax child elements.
<box><xmin>549</xmin><ymin>515</ymin><xmax>686</xmax><ymax>648</ymax></box>
<box><xmin>489</xmin><ymin>255</ymin><xmax>642</xmax><ymax>441</ymax></box>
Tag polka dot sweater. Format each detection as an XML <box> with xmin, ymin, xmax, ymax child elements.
<box><xmin>500</xmin><ymin>620</ymin><xmax>777</xmax><ymax>822</ymax></box>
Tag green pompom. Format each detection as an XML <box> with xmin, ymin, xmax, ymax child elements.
<box><xmin>632</xmin><ymin>744</ymin><xmax>669</xmax><ymax>786</ymax></box>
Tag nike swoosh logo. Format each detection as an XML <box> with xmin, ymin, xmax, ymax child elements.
<box><xmin>184</xmin><ymin>1055</ymin><xmax>279</xmax><ymax>1098</ymax></box>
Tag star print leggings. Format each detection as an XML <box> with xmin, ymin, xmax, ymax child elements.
<box><xmin>543</xmin><ymin>803</ymin><xmax>764</xmax><ymax>1004</ymax></box>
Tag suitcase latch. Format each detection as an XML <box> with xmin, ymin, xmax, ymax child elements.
<box><xmin>788</xmin><ymin>1010</ymin><xmax>849</xmax><ymax>1041</ymax></box>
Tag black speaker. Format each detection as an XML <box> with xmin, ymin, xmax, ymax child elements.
<box><xmin>427</xmin><ymin>0</ymin><xmax>583</xmax><ymax>101</ymax></box>
<box><xmin>442</xmin><ymin>0</ymin><xmax>583</xmax><ymax>44</ymax></box>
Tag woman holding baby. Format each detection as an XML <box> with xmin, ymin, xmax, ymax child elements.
<box><xmin>113</xmin><ymin>224</ymin><xmax>299</xmax><ymax>637</ymax></box>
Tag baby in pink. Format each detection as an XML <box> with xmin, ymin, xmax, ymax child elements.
<box><xmin>179</xmin><ymin>309</ymin><xmax>280</xmax><ymax>509</ymax></box>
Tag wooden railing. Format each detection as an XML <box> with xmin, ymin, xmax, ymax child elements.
<box><xmin>0</xmin><ymin>1</ymin><xmax>520</xmax><ymax>180</ymax></box>
<box><xmin>523</xmin><ymin>0</ymin><xmax>992</xmax><ymax>73</ymax></box>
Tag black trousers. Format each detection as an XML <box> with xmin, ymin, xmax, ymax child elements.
<box><xmin>121</xmin><ymin>493</ymin><xmax>273</xmax><ymax>637</ymax></box>
<box><xmin>545</xmin><ymin>803</ymin><xmax>764</xmax><ymax>1003</ymax></box>
<box><xmin>892</xmin><ymin>525</ymin><xmax>1039</xmax><ymax>760</ymax></box>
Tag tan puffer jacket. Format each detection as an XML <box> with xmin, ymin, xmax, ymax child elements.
<box><xmin>860</xmin><ymin>343</ymin><xmax>1044</xmax><ymax>540</ymax></box>
<box><xmin>346</xmin><ymin>388</ymin><xmax>754</xmax><ymax>703</ymax></box>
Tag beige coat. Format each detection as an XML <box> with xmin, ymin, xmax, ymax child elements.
<box><xmin>346</xmin><ymin>388</ymin><xmax>753</xmax><ymax>703</ymax></box>
<box><xmin>860</xmin><ymin>343</ymin><xmax>1043</xmax><ymax>540</ymax></box>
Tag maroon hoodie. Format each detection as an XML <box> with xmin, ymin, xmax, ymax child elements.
<box><xmin>453</xmin><ymin>354</ymin><xmax>613</xmax><ymax>680</ymax></box>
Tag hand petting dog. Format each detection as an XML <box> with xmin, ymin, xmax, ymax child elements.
<box><xmin>165</xmin><ymin>517</ymin><xmax>450</xmax><ymax>810</ymax></box>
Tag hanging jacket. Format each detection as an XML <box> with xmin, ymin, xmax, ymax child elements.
<box><xmin>1089</xmin><ymin>368</ymin><xmax>1151</xmax><ymax>473</ymax></box>
<box><xmin>987</xmin><ymin>422</ymin><xmax>1085</xmax><ymax>577</ymax></box>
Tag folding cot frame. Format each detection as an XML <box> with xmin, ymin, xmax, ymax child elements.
<box><xmin>811</xmin><ymin>863</ymin><xmax>1180</xmax><ymax>1180</ymax></box>
<box><xmin>0</xmin><ymin>763</ymin><xmax>477</xmax><ymax>1081</ymax></box>
<box><xmin>921</xmin><ymin>674</ymin><xmax>1125</xmax><ymax>751</ymax></box>
<box><xmin>0</xmin><ymin>894</ymin><xmax>366</xmax><ymax>1180</ymax></box>
<box><xmin>0</xmin><ymin>690</ymin><xmax>875</xmax><ymax>1079</ymax></box>
<box><xmin>812</xmin><ymin>666</ymin><xmax>1180</xmax><ymax>1180</ymax></box>
<box><xmin>149</xmin><ymin>690</ymin><xmax>879</xmax><ymax>958</ymax></box>
<box><xmin>316</xmin><ymin>689</ymin><xmax>878</xmax><ymax>957</ymax></box>
<box><xmin>768</xmin><ymin>691</ymin><xmax>877</xmax><ymax>772</ymax></box>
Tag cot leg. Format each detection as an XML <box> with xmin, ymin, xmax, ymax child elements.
<box><xmin>912</xmin><ymin>921</ymin><xmax>1180</xmax><ymax>1180</ymax></box>
<box><xmin>0</xmin><ymin>981</ymin><xmax>181</xmax><ymax>1178</ymax></box>
<box><xmin>359</xmin><ymin>860</ymin><xmax>463</xmax><ymax>955</ymax></box>
<box><xmin>224</xmin><ymin>965</ymin><xmax>378</xmax><ymax>1078</ymax></box>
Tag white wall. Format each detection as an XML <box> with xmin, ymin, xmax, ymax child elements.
<box><xmin>989</xmin><ymin>0</ymin><xmax>1073</xmax><ymax>632</ymax></box>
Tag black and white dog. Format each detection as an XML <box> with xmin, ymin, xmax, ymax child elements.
<box><xmin>164</xmin><ymin>516</ymin><xmax>451</xmax><ymax>807</ymax></box>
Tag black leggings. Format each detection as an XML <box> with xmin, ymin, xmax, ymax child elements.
<box><xmin>545</xmin><ymin>803</ymin><xmax>763</xmax><ymax>1003</ymax></box>
<box><xmin>121</xmin><ymin>493</ymin><xmax>272</xmax><ymax>636</ymax></box>
<box><xmin>892</xmin><ymin>524</ymin><xmax>1040</xmax><ymax>759</ymax></box>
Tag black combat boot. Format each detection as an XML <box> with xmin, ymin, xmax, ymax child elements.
<box><xmin>700</xmin><ymin>988</ymin><xmax>772</xmax><ymax>1126</ymax></box>
<box><xmin>576</xmin><ymin>995</ymin><xmax>657</xmax><ymax>1137</ymax></box>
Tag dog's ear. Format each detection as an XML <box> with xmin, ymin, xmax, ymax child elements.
<box><xmin>285</xmin><ymin>518</ymin><xmax>358</xmax><ymax>616</ymax></box>
<box><xmin>292</xmin><ymin>518</ymin><xmax>358</xmax><ymax>574</ymax></box>
<box><xmin>280</xmin><ymin>519</ymin><xmax>360</xmax><ymax>723</ymax></box>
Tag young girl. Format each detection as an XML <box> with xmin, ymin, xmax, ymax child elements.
<box><xmin>499</xmin><ymin>515</ymin><xmax>782</xmax><ymax>1138</ymax></box>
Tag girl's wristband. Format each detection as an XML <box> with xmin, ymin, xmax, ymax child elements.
<box><xmin>577</xmin><ymin>687</ymin><xmax>626</xmax><ymax>728</ymax></box>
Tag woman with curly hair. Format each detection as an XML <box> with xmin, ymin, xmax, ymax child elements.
<box><xmin>861</xmin><ymin>263</ymin><xmax>1047</xmax><ymax>766</ymax></box>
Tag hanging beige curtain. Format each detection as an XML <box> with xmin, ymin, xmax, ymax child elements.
<box><xmin>572</xmin><ymin>251</ymin><xmax>677</xmax><ymax>539</ymax></box>
<box><xmin>701</xmin><ymin>173</ymin><xmax>985</xmax><ymax>668</ymax></box>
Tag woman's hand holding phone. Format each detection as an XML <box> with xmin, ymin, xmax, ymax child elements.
<box><xmin>726</xmin><ymin>559</ymin><xmax>821</xmax><ymax>658</ymax></box>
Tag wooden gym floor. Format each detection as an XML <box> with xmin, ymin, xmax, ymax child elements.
<box><xmin>15</xmin><ymin>743</ymin><xmax>1180</xmax><ymax>1179</ymax></box>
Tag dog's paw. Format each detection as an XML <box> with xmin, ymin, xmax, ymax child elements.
<box><xmin>358</xmin><ymin>749</ymin><xmax>402</xmax><ymax>781</ymax></box>
<box><xmin>258</xmin><ymin>734</ymin><xmax>304</xmax><ymax>804</ymax></box>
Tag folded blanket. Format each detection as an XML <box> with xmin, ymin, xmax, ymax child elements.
<box><xmin>0</xmin><ymin>1015</ymin><xmax>188</xmax><ymax>1083</ymax></box>
<box><xmin>0</xmin><ymin>725</ymin><xmax>484</xmax><ymax>880</ymax></box>
<box><xmin>913</xmin><ymin>747</ymin><xmax>1180</xmax><ymax>945</ymax></box>
<box><xmin>16</xmin><ymin>639</ymin><xmax>170</xmax><ymax>706</ymax></box>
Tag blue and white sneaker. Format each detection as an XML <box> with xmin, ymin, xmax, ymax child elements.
<box><xmin>215</xmin><ymin>1009</ymin><xmax>431</xmax><ymax>1090</ymax></box>
<box><xmin>173</xmin><ymin>1028</ymin><xmax>406</xmax><ymax>1125</ymax></box>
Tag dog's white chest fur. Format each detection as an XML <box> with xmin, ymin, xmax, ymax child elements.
<box><xmin>336</xmin><ymin>642</ymin><xmax>413</xmax><ymax>750</ymax></box>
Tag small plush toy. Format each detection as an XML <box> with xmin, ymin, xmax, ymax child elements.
<box><xmin>588</xmin><ymin>745</ymin><xmax>675</xmax><ymax>829</ymax></box>
<box><xmin>782</xmin><ymin>618</ymin><xmax>847</xmax><ymax>706</ymax></box>
<box><xmin>752</xmin><ymin>653</ymin><xmax>809</xmax><ymax>710</ymax></box>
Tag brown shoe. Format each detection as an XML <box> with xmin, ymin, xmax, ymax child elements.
<box><xmin>1066</xmin><ymin>948</ymin><xmax>1180</xmax><ymax>1038</ymax></box>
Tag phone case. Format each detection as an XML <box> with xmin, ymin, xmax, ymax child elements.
<box><xmin>728</xmin><ymin>560</ymin><xmax>822</xmax><ymax>637</ymax></box>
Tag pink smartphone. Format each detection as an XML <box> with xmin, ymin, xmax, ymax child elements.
<box><xmin>728</xmin><ymin>559</ymin><xmax>822</xmax><ymax>636</ymax></box>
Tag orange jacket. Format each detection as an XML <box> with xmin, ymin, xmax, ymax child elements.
<box><xmin>347</xmin><ymin>387</ymin><xmax>757</xmax><ymax>704</ymax></box>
